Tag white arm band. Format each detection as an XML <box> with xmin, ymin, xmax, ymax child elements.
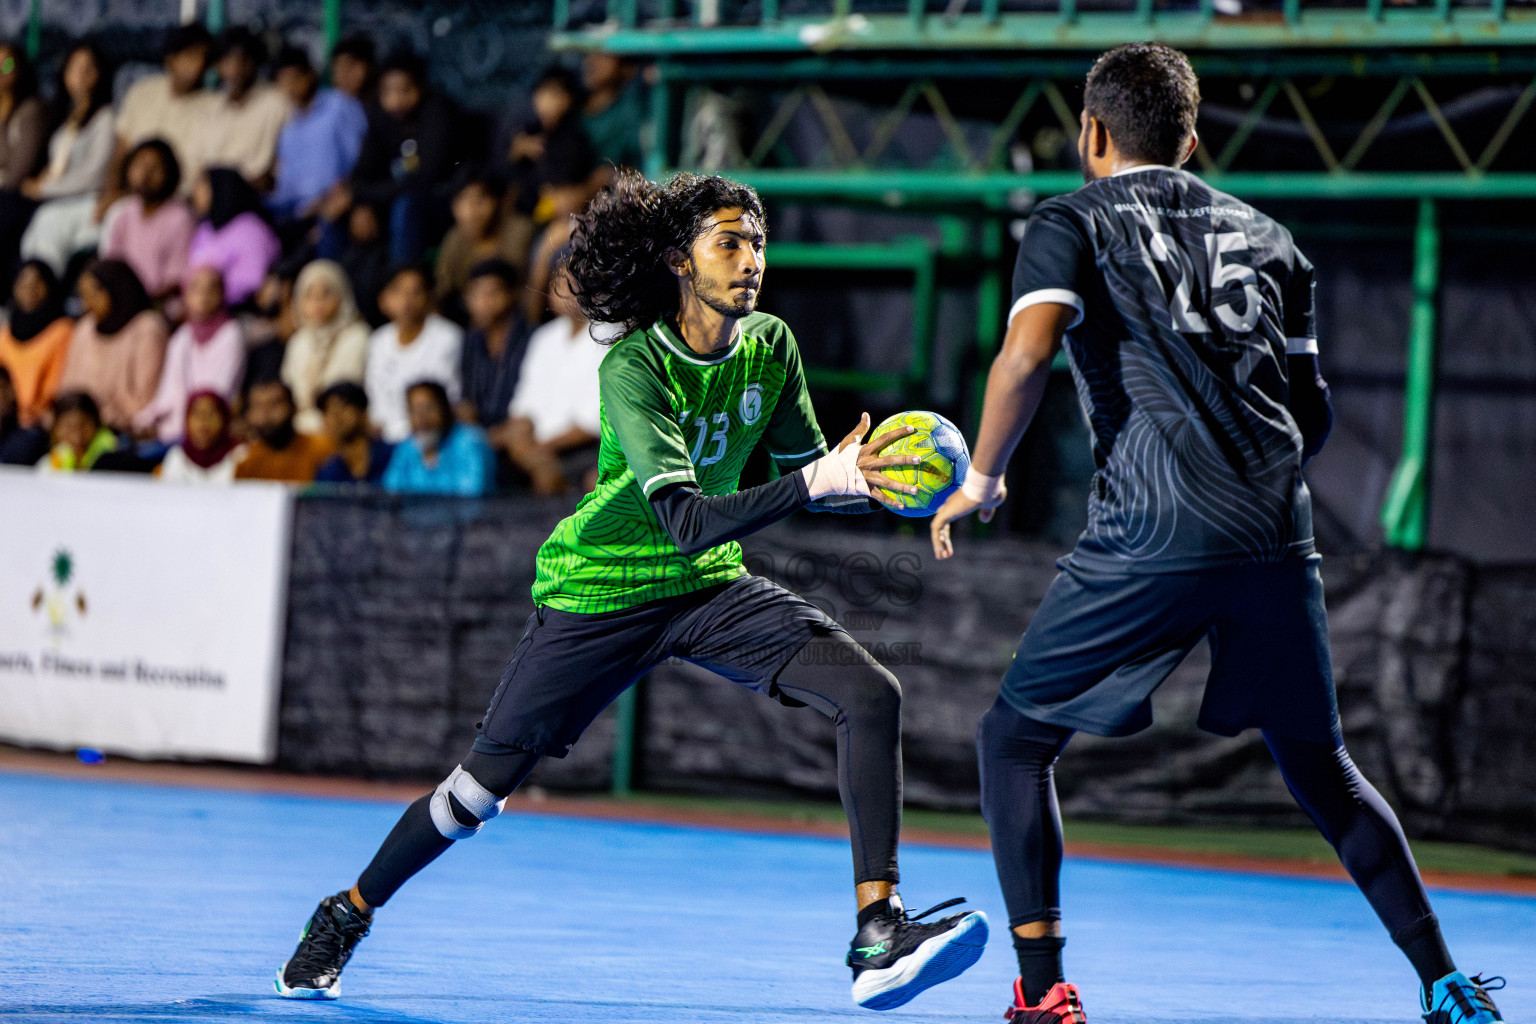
<box><xmin>800</xmin><ymin>444</ymin><xmax>870</xmax><ymax>500</ymax></box>
<box><xmin>961</xmin><ymin>468</ymin><xmax>1004</xmax><ymax>503</ymax></box>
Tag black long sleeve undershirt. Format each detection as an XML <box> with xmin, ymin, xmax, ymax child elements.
<box><xmin>650</xmin><ymin>473</ymin><xmax>811</xmax><ymax>556</ymax></box>
<box><xmin>1287</xmin><ymin>353</ymin><xmax>1334</xmax><ymax>463</ymax></box>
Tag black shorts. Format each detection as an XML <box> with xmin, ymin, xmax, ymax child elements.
<box><xmin>475</xmin><ymin>575</ymin><xmax>841</xmax><ymax>757</ymax></box>
<box><xmin>999</xmin><ymin>555</ymin><xmax>1341</xmax><ymax>743</ymax></box>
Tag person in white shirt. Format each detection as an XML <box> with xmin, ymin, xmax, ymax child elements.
<box><xmin>495</xmin><ymin>265</ymin><xmax>607</xmax><ymax>494</ymax></box>
<box><xmin>364</xmin><ymin>264</ymin><xmax>462</xmax><ymax>442</ymax></box>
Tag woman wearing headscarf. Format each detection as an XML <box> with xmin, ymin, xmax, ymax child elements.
<box><xmin>132</xmin><ymin>264</ymin><xmax>245</xmax><ymax>443</ymax></box>
<box><xmin>16</xmin><ymin>42</ymin><xmax>117</xmax><ymax>278</ymax></box>
<box><xmin>281</xmin><ymin>258</ymin><xmax>370</xmax><ymax>434</ymax></box>
<box><xmin>157</xmin><ymin>390</ymin><xmax>244</xmax><ymax>483</ymax></box>
<box><xmin>57</xmin><ymin>258</ymin><xmax>168</xmax><ymax>431</ymax></box>
<box><xmin>186</xmin><ymin>166</ymin><xmax>280</xmax><ymax>305</ymax></box>
<box><xmin>0</xmin><ymin>258</ymin><xmax>73</xmax><ymax>428</ymax></box>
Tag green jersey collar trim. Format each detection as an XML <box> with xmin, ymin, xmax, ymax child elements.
<box><xmin>653</xmin><ymin>319</ymin><xmax>743</xmax><ymax>366</ymax></box>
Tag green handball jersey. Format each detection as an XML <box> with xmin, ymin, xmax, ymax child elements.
<box><xmin>532</xmin><ymin>313</ymin><xmax>827</xmax><ymax>613</ymax></box>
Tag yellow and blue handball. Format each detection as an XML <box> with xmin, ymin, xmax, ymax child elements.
<box><xmin>872</xmin><ymin>410</ymin><xmax>971</xmax><ymax>518</ymax></box>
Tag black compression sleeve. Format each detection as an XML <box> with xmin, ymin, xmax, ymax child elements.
<box><xmin>650</xmin><ymin>473</ymin><xmax>810</xmax><ymax>555</ymax></box>
<box><xmin>1287</xmin><ymin>353</ymin><xmax>1334</xmax><ymax>463</ymax></box>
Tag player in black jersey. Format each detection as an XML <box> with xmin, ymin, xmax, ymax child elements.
<box><xmin>930</xmin><ymin>43</ymin><xmax>1508</xmax><ymax>1024</ymax></box>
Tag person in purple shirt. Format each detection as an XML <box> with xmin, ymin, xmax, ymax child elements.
<box><xmin>269</xmin><ymin>47</ymin><xmax>366</xmax><ymax>224</ymax></box>
<box><xmin>188</xmin><ymin>167</ymin><xmax>281</xmax><ymax>306</ymax></box>
<box><xmin>381</xmin><ymin>379</ymin><xmax>493</xmax><ymax>496</ymax></box>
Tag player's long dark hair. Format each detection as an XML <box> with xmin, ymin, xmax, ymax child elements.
<box><xmin>564</xmin><ymin>169</ymin><xmax>766</xmax><ymax>341</ymax></box>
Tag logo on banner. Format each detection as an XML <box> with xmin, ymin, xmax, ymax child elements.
<box><xmin>30</xmin><ymin>549</ymin><xmax>87</xmax><ymax>644</ymax></box>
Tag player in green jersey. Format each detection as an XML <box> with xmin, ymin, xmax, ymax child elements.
<box><xmin>276</xmin><ymin>170</ymin><xmax>989</xmax><ymax>1011</ymax></box>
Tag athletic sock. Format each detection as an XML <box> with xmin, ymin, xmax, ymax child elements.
<box><xmin>857</xmin><ymin>897</ymin><xmax>897</xmax><ymax>928</ymax></box>
<box><xmin>1392</xmin><ymin>914</ymin><xmax>1457</xmax><ymax>995</ymax></box>
<box><xmin>1013</xmin><ymin>933</ymin><xmax>1066</xmax><ymax>1006</ymax></box>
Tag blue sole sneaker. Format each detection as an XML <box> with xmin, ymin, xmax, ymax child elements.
<box><xmin>848</xmin><ymin>896</ymin><xmax>990</xmax><ymax>1011</ymax></box>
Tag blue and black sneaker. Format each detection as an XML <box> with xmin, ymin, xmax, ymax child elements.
<box><xmin>274</xmin><ymin>892</ymin><xmax>372</xmax><ymax>999</ymax></box>
<box><xmin>1423</xmin><ymin>971</ymin><xmax>1506</xmax><ymax>1024</ymax></box>
<box><xmin>847</xmin><ymin>896</ymin><xmax>988</xmax><ymax>1011</ymax></box>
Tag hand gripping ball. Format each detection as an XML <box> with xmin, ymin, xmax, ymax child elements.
<box><xmin>870</xmin><ymin>410</ymin><xmax>972</xmax><ymax>518</ymax></box>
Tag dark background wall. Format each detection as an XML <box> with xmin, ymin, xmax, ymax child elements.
<box><xmin>278</xmin><ymin>496</ymin><xmax>1536</xmax><ymax>853</ymax></box>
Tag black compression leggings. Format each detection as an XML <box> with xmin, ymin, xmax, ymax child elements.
<box><xmin>977</xmin><ymin>697</ymin><xmax>1436</xmax><ymax>936</ymax></box>
<box><xmin>356</xmin><ymin>633</ymin><xmax>902</xmax><ymax>908</ymax></box>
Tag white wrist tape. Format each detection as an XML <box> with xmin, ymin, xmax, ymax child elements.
<box><xmin>801</xmin><ymin>444</ymin><xmax>870</xmax><ymax>500</ymax></box>
<box><xmin>961</xmin><ymin>468</ymin><xmax>1004</xmax><ymax>503</ymax></box>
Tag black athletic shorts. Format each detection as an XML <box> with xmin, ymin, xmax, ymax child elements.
<box><xmin>999</xmin><ymin>555</ymin><xmax>1341</xmax><ymax>743</ymax></box>
<box><xmin>474</xmin><ymin>574</ymin><xmax>842</xmax><ymax>757</ymax></box>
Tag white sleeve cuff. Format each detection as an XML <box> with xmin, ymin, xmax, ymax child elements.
<box><xmin>961</xmin><ymin>468</ymin><xmax>1004</xmax><ymax>503</ymax></box>
<box><xmin>1009</xmin><ymin>289</ymin><xmax>1085</xmax><ymax>330</ymax></box>
<box><xmin>1286</xmin><ymin>337</ymin><xmax>1319</xmax><ymax>355</ymax></box>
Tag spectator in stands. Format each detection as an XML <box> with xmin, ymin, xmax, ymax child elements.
<box><xmin>37</xmin><ymin>390</ymin><xmax>116</xmax><ymax>472</ymax></box>
<box><xmin>328</xmin><ymin>51</ymin><xmax>456</xmax><ymax>265</ymax></box>
<box><xmin>157</xmin><ymin>390</ymin><xmax>243</xmax><ymax>483</ymax></box>
<box><xmin>507</xmin><ymin>64</ymin><xmax>585</xmax><ymax>216</ymax></box>
<box><xmin>382</xmin><ymin>379</ymin><xmax>493</xmax><ymax>496</ymax></box>
<box><xmin>190</xmin><ymin>27</ymin><xmax>291</xmax><ymax>191</ymax></box>
<box><xmin>238</xmin><ymin>263</ymin><xmax>299</xmax><ymax>402</ymax></box>
<box><xmin>364</xmin><ymin>264</ymin><xmax>461</xmax><ymax>443</ymax></box>
<box><xmin>282</xmin><ymin>259</ymin><xmax>369</xmax><ymax>434</ymax></box>
<box><xmin>336</xmin><ymin>202</ymin><xmax>391</xmax><ymax>327</ymax></box>
<box><xmin>0</xmin><ymin>260</ymin><xmax>72</xmax><ymax>431</ymax></box>
<box><xmin>0</xmin><ymin>43</ymin><xmax>47</xmax><ymax>283</ymax></box>
<box><xmin>58</xmin><ymin>259</ymin><xmax>166</xmax><ymax>431</ymax></box>
<box><xmin>132</xmin><ymin>265</ymin><xmax>244</xmax><ymax>444</ymax></box>
<box><xmin>314</xmin><ymin>380</ymin><xmax>392</xmax><ymax>485</ymax></box>
<box><xmin>496</xmin><ymin>264</ymin><xmax>604</xmax><ymax>496</ymax></box>
<box><xmin>12</xmin><ymin>42</ymin><xmax>115</xmax><ymax>284</ymax></box>
<box><xmin>434</xmin><ymin>170</ymin><xmax>533</xmax><ymax>321</ymax></box>
<box><xmin>234</xmin><ymin>377</ymin><xmax>332</xmax><ymax>482</ymax></box>
<box><xmin>0</xmin><ymin>363</ymin><xmax>17</xmax><ymax>448</ymax></box>
<box><xmin>108</xmin><ymin>24</ymin><xmax>211</xmax><ymax>206</ymax></box>
<box><xmin>523</xmin><ymin>130</ymin><xmax>600</xmax><ymax>323</ymax></box>
<box><xmin>0</xmin><ymin>40</ymin><xmax>44</xmax><ymax>181</ymax></box>
<box><xmin>188</xmin><ymin>168</ymin><xmax>281</xmax><ymax>306</ymax></box>
<box><xmin>98</xmin><ymin>139</ymin><xmax>195</xmax><ymax>300</ymax></box>
<box><xmin>581</xmin><ymin>53</ymin><xmax>644</xmax><ymax>171</ymax></box>
<box><xmin>456</xmin><ymin>259</ymin><xmax>528</xmax><ymax>431</ymax></box>
<box><xmin>328</xmin><ymin>34</ymin><xmax>375</xmax><ymax>104</ymax></box>
<box><xmin>267</xmin><ymin>46</ymin><xmax>365</xmax><ymax>224</ymax></box>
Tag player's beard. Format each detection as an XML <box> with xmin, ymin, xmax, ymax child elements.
<box><xmin>1079</xmin><ymin>133</ymin><xmax>1097</xmax><ymax>184</ymax></box>
<box><xmin>690</xmin><ymin>266</ymin><xmax>757</xmax><ymax>319</ymax></box>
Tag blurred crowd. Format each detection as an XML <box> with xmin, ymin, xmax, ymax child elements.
<box><xmin>0</xmin><ymin>25</ymin><xmax>639</xmax><ymax>496</ymax></box>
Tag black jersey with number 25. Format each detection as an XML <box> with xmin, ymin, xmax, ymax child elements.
<box><xmin>1011</xmin><ymin>166</ymin><xmax>1319</xmax><ymax>573</ymax></box>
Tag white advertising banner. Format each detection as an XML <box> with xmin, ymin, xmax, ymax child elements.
<box><xmin>0</xmin><ymin>470</ymin><xmax>292</xmax><ymax>763</ymax></box>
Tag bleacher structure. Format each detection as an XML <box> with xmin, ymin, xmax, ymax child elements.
<box><xmin>552</xmin><ymin>0</ymin><xmax>1536</xmax><ymax>554</ymax></box>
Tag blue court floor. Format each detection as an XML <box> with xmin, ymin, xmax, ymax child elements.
<box><xmin>0</xmin><ymin>771</ymin><xmax>1531</xmax><ymax>1023</ymax></box>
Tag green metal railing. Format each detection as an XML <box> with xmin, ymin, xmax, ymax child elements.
<box><xmin>554</xmin><ymin>0</ymin><xmax>1536</xmax><ymax>48</ymax></box>
<box><xmin>770</xmin><ymin>237</ymin><xmax>937</xmax><ymax>396</ymax></box>
<box><xmin>1379</xmin><ymin>198</ymin><xmax>1441</xmax><ymax>551</ymax></box>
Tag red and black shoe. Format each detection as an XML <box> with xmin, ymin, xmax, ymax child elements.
<box><xmin>1004</xmin><ymin>979</ymin><xmax>1087</xmax><ymax>1023</ymax></box>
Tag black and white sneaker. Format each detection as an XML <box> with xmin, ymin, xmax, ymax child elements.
<box><xmin>274</xmin><ymin>891</ymin><xmax>372</xmax><ymax>999</ymax></box>
<box><xmin>847</xmin><ymin>896</ymin><xmax>988</xmax><ymax>1011</ymax></box>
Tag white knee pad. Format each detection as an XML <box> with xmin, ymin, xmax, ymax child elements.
<box><xmin>428</xmin><ymin>765</ymin><xmax>508</xmax><ymax>840</ymax></box>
